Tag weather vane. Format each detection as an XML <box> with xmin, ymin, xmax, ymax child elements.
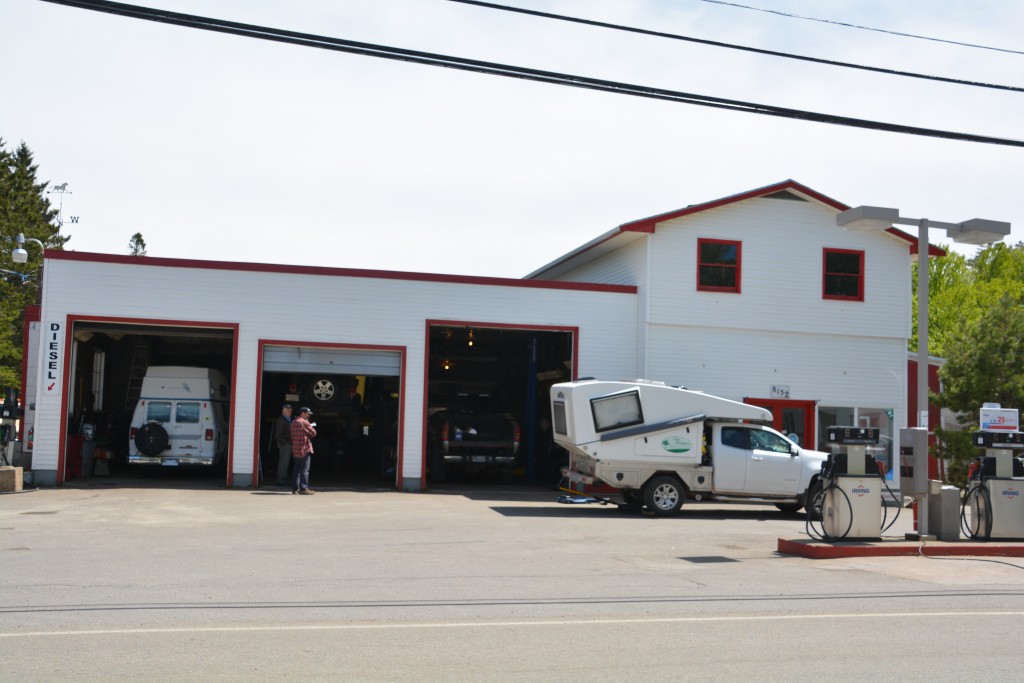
<box><xmin>47</xmin><ymin>182</ymin><xmax>80</xmax><ymax>228</ymax></box>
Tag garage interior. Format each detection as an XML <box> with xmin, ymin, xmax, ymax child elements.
<box><xmin>258</xmin><ymin>346</ymin><xmax>401</xmax><ymax>489</ymax></box>
<box><xmin>425</xmin><ymin>325</ymin><xmax>573</xmax><ymax>487</ymax></box>
<box><xmin>62</xmin><ymin>321</ymin><xmax>235</xmax><ymax>486</ymax></box>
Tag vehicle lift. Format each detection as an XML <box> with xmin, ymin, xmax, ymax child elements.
<box><xmin>963</xmin><ymin>428</ymin><xmax>1024</xmax><ymax>540</ymax></box>
<box><xmin>818</xmin><ymin>426</ymin><xmax>884</xmax><ymax>541</ymax></box>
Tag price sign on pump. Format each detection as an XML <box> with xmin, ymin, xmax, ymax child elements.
<box><xmin>981</xmin><ymin>406</ymin><xmax>1019</xmax><ymax>431</ymax></box>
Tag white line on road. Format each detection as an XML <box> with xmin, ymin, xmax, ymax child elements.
<box><xmin>2</xmin><ymin>611</ymin><xmax>1022</xmax><ymax>639</ymax></box>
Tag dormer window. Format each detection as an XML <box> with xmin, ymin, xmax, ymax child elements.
<box><xmin>823</xmin><ymin>248</ymin><xmax>864</xmax><ymax>301</ymax></box>
<box><xmin>697</xmin><ymin>238</ymin><xmax>741</xmax><ymax>293</ymax></box>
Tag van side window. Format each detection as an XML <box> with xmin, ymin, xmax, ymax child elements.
<box><xmin>146</xmin><ymin>402</ymin><xmax>172</xmax><ymax>423</ymax></box>
<box><xmin>176</xmin><ymin>402</ymin><xmax>201</xmax><ymax>424</ymax></box>
<box><xmin>720</xmin><ymin>427</ymin><xmax>749</xmax><ymax>449</ymax></box>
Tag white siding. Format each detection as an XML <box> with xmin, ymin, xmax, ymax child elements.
<box><xmin>647</xmin><ymin>197</ymin><xmax>911</xmax><ymax>338</ymax></box>
<box><xmin>32</xmin><ymin>258</ymin><xmax>637</xmax><ymax>488</ymax></box>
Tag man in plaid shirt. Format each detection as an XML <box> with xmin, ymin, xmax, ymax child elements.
<box><xmin>290</xmin><ymin>407</ymin><xmax>317</xmax><ymax>495</ymax></box>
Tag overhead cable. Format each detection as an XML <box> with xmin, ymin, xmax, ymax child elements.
<box><xmin>449</xmin><ymin>0</ymin><xmax>1024</xmax><ymax>93</ymax></box>
<box><xmin>36</xmin><ymin>0</ymin><xmax>1024</xmax><ymax>148</ymax></box>
<box><xmin>701</xmin><ymin>0</ymin><xmax>1024</xmax><ymax>56</ymax></box>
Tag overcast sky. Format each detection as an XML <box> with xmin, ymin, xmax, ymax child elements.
<box><xmin>3</xmin><ymin>0</ymin><xmax>1022</xmax><ymax>278</ymax></box>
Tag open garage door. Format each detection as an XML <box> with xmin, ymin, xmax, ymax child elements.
<box><xmin>426</xmin><ymin>324</ymin><xmax>574</xmax><ymax>488</ymax></box>
<box><xmin>62</xmin><ymin>319</ymin><xmax>236</xmax><ymax>487</ymax></box>
<box><xmin>259</xmin><ymin>344</ymin><xmax>402</xmax><ymax>490</ymax></box>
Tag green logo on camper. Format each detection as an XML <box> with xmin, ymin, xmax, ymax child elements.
<box><xmin>661</xmin><ymin>436</ymin><xmax>692</xmax><ymax>454</ymax></box>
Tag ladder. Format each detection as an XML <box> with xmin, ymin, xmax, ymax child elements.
<box><xmin>124</xmin><ymin>344</ymin><xmax>150</xmax><ymax>408</ymax></box>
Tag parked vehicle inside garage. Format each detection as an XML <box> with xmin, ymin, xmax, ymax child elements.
<box><xmin>128</xmin><ymin>366</ymin><xmax>229</xmax><ymax>467</ymax></box>
<box><xmin>427</xmin><ymin>393</ymin><xmax>521</xmax><ymax>481</ymax></box>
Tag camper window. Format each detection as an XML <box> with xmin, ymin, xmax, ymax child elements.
<box><xmin>552</xmin><ymin>401</ymin><xmax>567</xmax><ymax>435</ymax></box>
<box><xmin>146</xmin><ymin>402</ymin><xmax>172</xmax><ymax>423</ymax></box>
<box><xmin>591</xmin><ymin>391</ymin><xmax>644</xmax><ymax>432</ymax></box>
<box><xmin>176</xmin><ymin>402</ymin><xmax>201</xmax><ymax>424</ymax></box>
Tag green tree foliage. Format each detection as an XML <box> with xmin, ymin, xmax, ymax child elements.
<box><xmin>127</xmin><ymin>232</ymin><xmax>147</xmax><ymax>256</ymax></box>
<box><xmin>933</xmin><ymin>292</ymin><xmax>1024</xmax><ymax>487</ymax></box>
<box><xmin>0</xmin><ymin>138</ymin><xmax>69</xmax><ymax>390</ymax></box>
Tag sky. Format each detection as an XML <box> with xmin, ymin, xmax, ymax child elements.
<box><xmin>2</xmin><ymin>0</ymin><xmax>1022</xmax><ymax>278</ymax></box>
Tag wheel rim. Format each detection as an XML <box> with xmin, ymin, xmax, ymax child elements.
<box><xmin>653</xmin><ymin>483</ymin><xmax>679</xmax><ymax>510</ymax></box>
<box><xmin>313</xmin><ymin>379</ymin><xmax>335</xmax><ymax>401</ymax></box>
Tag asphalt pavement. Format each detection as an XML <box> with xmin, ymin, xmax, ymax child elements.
<box><xmin>2</xmin><ymin>482</ymin><xmax>1023</xmax><ymax>681</ymax></box>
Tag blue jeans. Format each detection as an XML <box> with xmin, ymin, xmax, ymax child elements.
<box><xmin>292</xmin><ymin>455</ymin><xmax>311</xmax><ymax>492</ymax></box>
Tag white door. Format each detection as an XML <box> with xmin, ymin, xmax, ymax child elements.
<box><xmin>747</xmin><ymin>428</ymin><xmax>802</xmax><ymax>495</ymax></box>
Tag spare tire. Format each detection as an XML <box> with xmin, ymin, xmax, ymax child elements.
<box><xmin>135</xmin><ymin>422</ymin><xmax>169</xmax><ymax>457</ymax></box>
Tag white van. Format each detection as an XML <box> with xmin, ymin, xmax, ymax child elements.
<box><xmin>128</xmin><ymin>366</ymin><xmax>230</xmax><ymax>467</ymax></box>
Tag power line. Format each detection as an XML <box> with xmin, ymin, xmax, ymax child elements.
<box><xmin>701</xmin><ymin>0</ymin><xmax>1024</xmax><ymax>56</ymax></box>
<box><xmin>449</xmin><ymin>0</ymin><xmax>1024</xmax><ymax>93</ymax></box>
<box><xmin>36</xmin><ymin>0</ymin><xmax>1024</xmax><ymax>148</ymax></box>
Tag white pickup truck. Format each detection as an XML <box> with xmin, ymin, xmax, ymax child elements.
<box><xmin>551</xmin><ymin>379</ymin><xmax>828</xmax><ymax>516</ymax></box>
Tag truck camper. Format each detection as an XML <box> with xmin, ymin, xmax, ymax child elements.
<box><xmin>128</xmin><ymin>366</ymin><xmax>230</xmax><ymax>467</ymax></box>
<box><xmin>551</xmin><ymin>379</ymin><xmax>828</xmax><ymax>516</ymax></box>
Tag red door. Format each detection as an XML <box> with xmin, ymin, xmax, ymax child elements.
<box><xmin>744</xmin><ymin>398</ymin><xmax>816</xmax><ymax>451</ymax></box>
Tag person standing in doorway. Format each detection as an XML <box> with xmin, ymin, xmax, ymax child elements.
<box><xmin>290</xmin><ymin>407</ymin><xmax>317</xmax><ymax>495</ymax></box>
<box><xmin>272</xmin><ymin>404</ymin><xmax>293</xmax><ymax>487</ymax></box>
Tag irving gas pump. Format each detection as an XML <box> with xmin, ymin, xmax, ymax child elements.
<box><xmin>819</xmin><ymin>426</ymin><xmax>883</xmax><ymax>541</ymax></box>
<box><xmin>962</xmin><ymin>404</ymin><xmax>1024</xmax><ymax>541</ymax></box>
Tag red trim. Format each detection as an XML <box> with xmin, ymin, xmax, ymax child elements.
<box><xmin>696</xmin><ymin>238</ymin><xmax>742</xmax><ymax>294</ymax></box>
<box><xmin>622</xmin><ymin>180</ymin><xmax>849</xmax><ymax>232</ymax></box>
<box><xmin>57</xmin><ymin>315</ymin><xmax>239</xmax><ymax>486</ymax></box>
<box><xmin>531</xmin><ymin>180</ymin><xmax>945</xmax><ymax>278</ymax></box>
<box><xmin>778</xmin><ymin>537</ymin><xmax>1024</xmax><ymax>559</ymax></box>
<box><xmin>254</xmin><ymin>340</ymin><xmax>407</xmax><ymax>490</ymax></box>
<box><xmin>44</xmin><ymin>250</ymin><xmax>635</xmax><ymax>295</ymax></box>
<box><xmin>421</xmin><ymin>319</ymin><xmax>580</xmax><ymax>490</ymax></box>
<box><xmin>822</xmin><ymin>248</ymin><xmax>865</xmax><ymax>302</ymax></box>
<box><xmin>18</xmin><ymin>305</ymin><xmax>41</xmax><ymax>440</ymax></box>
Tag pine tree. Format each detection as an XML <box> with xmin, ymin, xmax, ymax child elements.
<box><xmin>0</xmin><ymin>138</ymin><xmax>69</xmax><ymax>389</ymax></box>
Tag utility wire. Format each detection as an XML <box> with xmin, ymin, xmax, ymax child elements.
<box><xmin>36</xmin><ymin>0</ymin><xmax>1024</xmax><ymax>148</ymax></box>
<box><xmin>701</xmin><ymin>0</ymin><xmax>1024</xmax><ymax>56</ymax></box>
<box><xmin>449</xmin><ymin>0</ymin><xmax>1024</xmax><ymax>93</ymax></box>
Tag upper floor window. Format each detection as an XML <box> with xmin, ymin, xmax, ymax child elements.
<box><xmin>823</xmin><ymin>248</ymin><xmax>864</xmax><ymax>301</ymax></box>
<box><xmin>697</xmin><ymin>238</ymin><xmax>741</xmax><ymax>293</ymax></box>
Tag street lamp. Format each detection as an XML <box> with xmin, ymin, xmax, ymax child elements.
<box><xmin>11</xmin><ymin>233</ymin><xmax>45</xmax><ymax>264</ymax></box>
<box><xmin>837</xmin><ymin>205</ymin><xmax>1010</xmax><ymax>537</ymax></box>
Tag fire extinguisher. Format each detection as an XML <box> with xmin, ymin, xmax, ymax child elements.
<box><xmin>26</xmin><ymin>425</ymin><xmax>34</xmax><ymax>451</ymax></box>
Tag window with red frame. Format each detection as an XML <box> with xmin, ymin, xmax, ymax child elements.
<box><xmin>697</xmin><ymin>239</ymin><xmax>741</xmax><ymax>293</ymax></box>
<box><xmin>823</xmin><ymin>248</ymin><xmax>864</xmax><ymax>301</ymax></box>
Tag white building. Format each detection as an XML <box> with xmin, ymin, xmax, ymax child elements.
<box><xmin>529</xmin><ymin>179</ymin><xmax>939</xmax><ymax>482</ymax></box>
<box><xmin>20</xmin><ymin>180</ymin><xmax>929</xmax><ymax>490</ymax></box>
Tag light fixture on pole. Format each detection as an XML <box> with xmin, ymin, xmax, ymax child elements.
<box><xmin>11</xmin><ymin>233</ymin><xmax>45</xmax><ymax>264</ymax></box>
<box><xmin>837</xmin><ymin>205</ymin><xmax>1010</xmax><ymax>538</ymax></box>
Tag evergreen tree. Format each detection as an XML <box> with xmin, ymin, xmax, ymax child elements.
<box><xmin>127</xmin><ymin>232</ymin><xmax>147</xmax><ymax>256</ymax></box>
<box><xmin>0</xmin><ymin>138</ymin><xmax>69</xmax><ymax>390</ymax></box>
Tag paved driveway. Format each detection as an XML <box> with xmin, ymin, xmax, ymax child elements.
<box><xmin>2</xmin><ymin>485</ymin><xmax>1022</xmax><ymax>681</ymax></box>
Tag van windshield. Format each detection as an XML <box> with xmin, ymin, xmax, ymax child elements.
<box><xmin>146</xmin><ymin>402</ymin><xmax>172</xmax><ymax>423</ymax></box>
<box><xmin>176</xmin><ymin>402</ymin><xmax>201</xmax><ymax>424</ymax></box>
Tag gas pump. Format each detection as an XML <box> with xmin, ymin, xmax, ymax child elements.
<box><xmin>1</xmin><ymin>388</ymin><xmax>21</xmax><ymax>467</ymax></box>
<box><xmin>962</xmin><ymin>406</ymin><xmax>1024</xmax><ymax>540</ymax></box>
<box><xmin>820</xmin><ymin>426</ymin><xmax>883</xmax><ymax>541</ymax></box>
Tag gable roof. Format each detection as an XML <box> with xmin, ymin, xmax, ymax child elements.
<box><xmin>525</xmin><ymin>179</ymin><xmax>944</xmax><ymax>279</ymax></box>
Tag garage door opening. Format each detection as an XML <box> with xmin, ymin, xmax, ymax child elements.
<box><xmin>258</xmin><ymin>344</ymin><xmax>403</xmax><ymax>489</ymax></box>
<box><xmin>425</xmin><ymin>323</ymin><xmax>575</xmax><ymax>487</ymax></box>
<box><xmin>60</xmin><ymin>319</ymin><xmax>237</xmax><ymax>487</ymax></box>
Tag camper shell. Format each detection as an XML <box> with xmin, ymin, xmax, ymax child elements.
<box><xmin>128</xmin><ymin>366</ymin><xmax>230</xmax><ymax>467</ymax></box>
<box><xmin>551</xmin><ymin>379</ymin><xmax>828</xmax><ymax>516</ymax></box>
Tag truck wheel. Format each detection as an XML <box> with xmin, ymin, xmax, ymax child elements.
<box><xmin>804</xmin><ymin>480</ymin><xmax>824</xmax><ymax>521</ymax></box>
<box><xmin>643</xmin><ymin>475</ymin><xmax>685</xmax><ymax>516</ymax></box>
<box><xmin>135</xmin><ymin>422</ymin><xmax>169</xmax><ymax>457</ymax></box>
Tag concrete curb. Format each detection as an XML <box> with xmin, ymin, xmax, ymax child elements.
<box><xmin>778</xmin><ymin>537</ymin><xmax>1024</xmax><ymax>559</ymax></box>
